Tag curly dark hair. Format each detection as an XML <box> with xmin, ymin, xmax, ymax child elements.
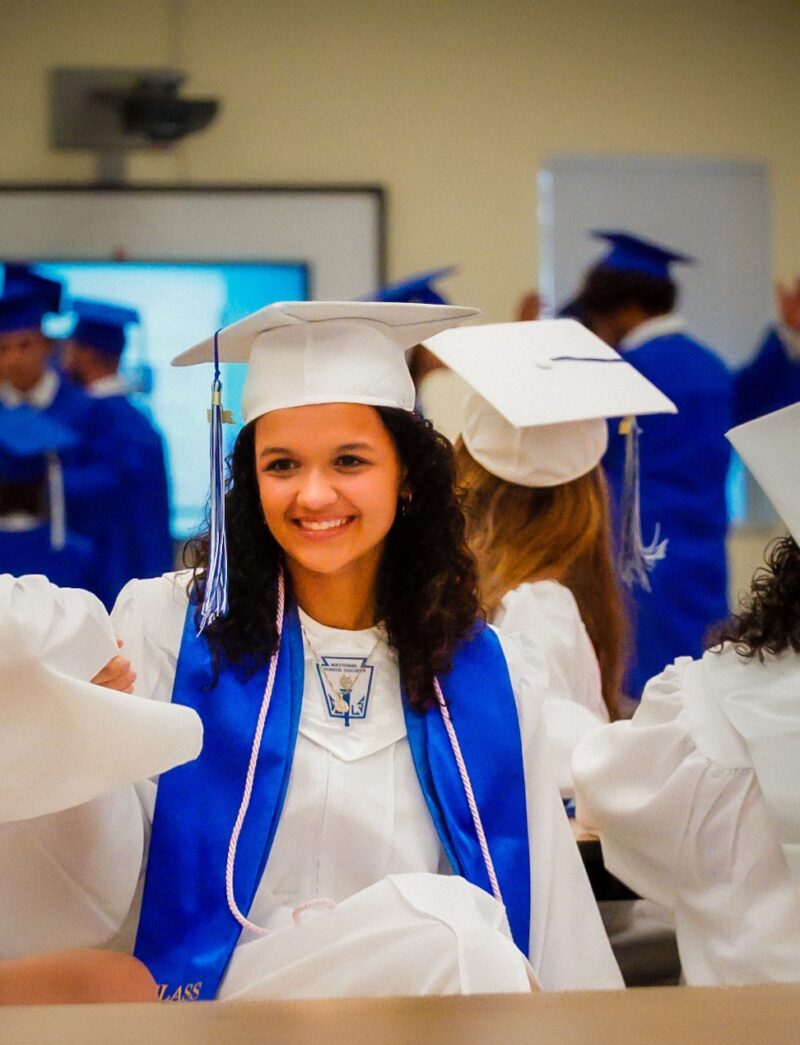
<box><xmin>709</xmin><ymin>535</ymin><xmax>800</xmax><ymax>660</ymax></box>
<box><xmin>185</xmin><ymin>407</ymin><xmax>481</xmax><ymax>710</ymax></box>
<box><xmin>577</xmin><ymin>266</ymin><xmax>677</xmax><ymax>319</ymax></box>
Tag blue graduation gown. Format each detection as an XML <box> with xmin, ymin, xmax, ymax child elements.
<box><xmin>41</xmin><ymin>378</ymin><xmax>118</xmax><ymax>597</ymax></box>
<box><xmin>734</xmin><ymin>327</ymin><xmax>800</xmax><ymax>425</ymax></box>
<box><xmin>0</xmin><ymin>523</ymin><xmax>97</xmax><ymax>590</ymax></box>
<box><xmin>604</xmin><ymin>329</ymin><xmax>733</xmax><ymax>697</ymax></box>
<box><xmin>88</xmin><ymin>394</ymin><xmax>173</xmax><ymax>607</ymax></box>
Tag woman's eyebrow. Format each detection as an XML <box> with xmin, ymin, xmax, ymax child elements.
<box><xmin>336</xmin><ymin>442</ymin><xmax>374</xmax><ymax>452</ymax></box>
<box><xmin>258</xmin><ymin>446</ymin><xmax>293</xmax><ymax>458</ymax></box>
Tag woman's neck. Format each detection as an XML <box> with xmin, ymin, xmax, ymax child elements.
<box><xmin>287</xmin><ymin>556</ymin><xmax>381</xmax><ymax>630</ymax></box>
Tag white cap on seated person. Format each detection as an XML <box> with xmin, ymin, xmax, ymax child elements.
<box><xmin>423</xmin><ymin>318</ymin><xmax>677</xmax><ymax>585</ymax></box>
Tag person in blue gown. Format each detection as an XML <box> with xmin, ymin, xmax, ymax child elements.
<box><xmin>0</xmin><ymin>267</ymin><xmax>116</xmax><ymax>601</ymax></box>
<box><xmin>574</xmin><ymin>231</ymin><xmax>733</xmax><ymax>698</ymax></box>
<box><xmin>0</xmin><ymin>404</ymin><xmax>98</xmax><ymax>589</ymax></box>
<box><xmin>734</xmin><ymin>276</ymin><xmax>800</xmax><ymax>424</ymax></box>
<box><xmin>61</xmin><ymin>299</ymin><xmax>173</xmax><ymax>606</ymax></box>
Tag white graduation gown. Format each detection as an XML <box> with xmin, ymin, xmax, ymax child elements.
<box><xmin>493</xmin><ymin>580</ymin><xmax>608</xmax><ymax>797</ymax></box>
<box><xmin>573</xmin><ymin>647</ymin><xmax>800</xmax><ymax>985</ymax></box>
<box><xmin>0</xmin><ymin>572</ymin><xmax>622</xmax><ymax>995</ymax></box>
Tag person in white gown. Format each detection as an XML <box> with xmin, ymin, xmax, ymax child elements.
<box><xmin>0</xmin><ymin>301</ymin><xmax>622</xmax><ymax>1002</ymax></box>
<box><xmin>573</xmin><ymin>401</ymin><xmax>800</xmax><ymax>985</ymax></box>
<box><xmin>423</xmin><ymin>318</ymin><xmax>675</xmax><ymax>796</ymax></box>
<box><xmin>0</xmin><ymin>572</ymin><xmax>199</xmax><ymax>1005</ymax></box>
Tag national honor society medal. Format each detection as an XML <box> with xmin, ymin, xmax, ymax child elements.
<box><xmin>314</xmin><ymin>654</ymin><xmax>375</xmax><ymax>727</ymax></box>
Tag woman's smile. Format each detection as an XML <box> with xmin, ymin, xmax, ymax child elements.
<box><xmin>292</xmin><ymin>514</ymin><xmax>357</xmax><ymax>539</ymax></box>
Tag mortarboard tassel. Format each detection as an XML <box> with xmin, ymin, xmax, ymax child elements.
<box><xmin>198</xmin><ymin>330</ymin><xmax>233</xmax><ymax>634</ymax></box>
<box><xmin>618</xmin><ymin>416</ymin><xmax>667</xmax><ymax>591</ymax></box>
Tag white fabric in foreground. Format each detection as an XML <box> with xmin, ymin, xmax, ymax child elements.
<box><xmin>0</xmin><ymin>573</ymin><xmax>203</xmax><ymax>823</ymax></box>
<box><xmin>0</xmin><ymin>571</ymin><xmax>622</xmax><ymax>993</ymax></box>
<box><xmin>0</xmin><ymin>660</ymin><xmax>203</xmax><ymax>823</ymax></box>
<box><xmin>573</xmin><ymin>649</ymin><xmax>800</xmax><ymax>985</ymax></box>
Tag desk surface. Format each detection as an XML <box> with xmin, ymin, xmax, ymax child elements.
<box><xmin>2</xmin><ymin>984</ymin><xmax>800</xmax><ymax>1045</ymax></box>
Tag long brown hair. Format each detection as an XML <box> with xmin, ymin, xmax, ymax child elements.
<box><xmin>186</xmin><ymin>409</ymin><xmax>481</xmax><ymax>711</ymax></box>
<box><xmin>455</xmin><ymin>442</ymin><xmax>627</xmax><ymax>718</ymax></box>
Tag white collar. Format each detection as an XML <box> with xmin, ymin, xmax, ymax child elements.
<box><xmin>620</xmin><ymin>314</ymin><xmax>687</xmax><ymax>352</ymax></box>
<box><xmin>88</xmin><ymin>374</ymin><xmax>130</xmax><ymax>399</ymax></box>
<box><xmin>0</xmin><ymin>369</ymin><xmax>60</xmax><ymax>409</ymax></box>
<box><xmin>0</xmin><ymin>513</ymin><xmax>42</xmax><ymax>532</ymax></box>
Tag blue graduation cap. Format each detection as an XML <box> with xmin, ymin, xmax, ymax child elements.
<box><xmin>0</xmin><ymin>265</ymin><xmax>63</xmax><ymax>335</ymax></box>
<box><xmin>0</xmin><ymin>405</ymin><xmax>77</xmax><ymax>548</ymax></box>
<box><xmin>69</xmin><ymin>299</ymin><xmax>140</xmax><ymax>357</ymax></box>
<box><xmin>592</xmin><ymin>231</ymin><xmax>695</xmax><ymax>281</ymax></box>
<box><xmin>369</xmin><ymin>267</ymin><xmax>456</xmax><ymax>305</ymax></box>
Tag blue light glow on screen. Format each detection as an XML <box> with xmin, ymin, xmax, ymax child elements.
<box><xmin>36</xmin><ymin>261</ymin><xmax>308</xmax><ymax>538</ymax></box>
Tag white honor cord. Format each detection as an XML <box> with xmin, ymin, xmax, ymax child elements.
<box><xmin>433</xmin><ymin>678</ymin><xmax>503</xmax><ymax>905</ymax></box>
<box><xmin>225</xmin><ymin>572</ymin><xmax>286</xmax><ymax>937</ymax></box>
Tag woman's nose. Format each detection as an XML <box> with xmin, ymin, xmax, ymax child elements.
<box><xmin>295</xmin><ymin>470</ymin><xmax>338</xmax><ymax>510</ymax></box>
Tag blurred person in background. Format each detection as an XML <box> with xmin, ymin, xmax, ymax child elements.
<box><xmin>62</xmin><ymin>299</ymin><xmax>173</xmax><ymax>604</ymax></box>
<box><xmin>734</xmin><ymin>276</ymin><xmax>800</xmax><ymax>423</ymax></box>
<box><xmin>574</xmin><ymin>231</ymin><xmax>733</xmax><ymax>698</ymax></box>
<box><xmin>0</xmin><ymin>406</ymin><xmax>97</xmax><ymax>590</ymax></box>
<box><xmin>0</xmin><ymin>267</ymin><xmax>116</xmax><ymax>602</ymax></box>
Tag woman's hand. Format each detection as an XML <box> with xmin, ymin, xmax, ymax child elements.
<box><xmin>91</xmin><ymin>640</ymin><xmax>137</xmax><ymax>694</ymax></box>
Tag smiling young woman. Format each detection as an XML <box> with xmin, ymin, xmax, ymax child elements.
<box><xmin>0</xmin><ymin>302</ymin><xmax>622</xmax><ymax>1002</ymax></box>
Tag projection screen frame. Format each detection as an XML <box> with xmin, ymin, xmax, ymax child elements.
<box><xmin>0</xmin><ymin>182</ymin><xmax>388</xmax><ymax>300</ymax></box>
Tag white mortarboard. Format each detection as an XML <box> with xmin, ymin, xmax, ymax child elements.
<box><xmin>173</xmin><ymin>300</ymin><xmax>479</xmax><ymax>425</ymax></box>
<box><xmin>0</xmin><ymin>659</ymin><xmax>203</xmax><ymax>823</ymax></box>
<box><xmin>424</xmin><ymin>318</ymin><xmax>676</xmax><ymax>590</ymax></box>
<box><xmin>726</xmin><ymin>402</ymin><xmax>800</xmax><ymax>544</ymax></box>
<box><xmin>172</xmin><ymin>300</ymin><xmax>479</xmax><ymax>630</ymax></box>
<box><xmin>423</xmin><ymin>318</ymin><xmax>676</xmax><ymax>487</ymax></box>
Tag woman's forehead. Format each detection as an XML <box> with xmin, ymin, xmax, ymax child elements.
<box><xmin>254</xmin><ymin>402</ymin><xmax>390</xmax><ymax>449</ymax></box>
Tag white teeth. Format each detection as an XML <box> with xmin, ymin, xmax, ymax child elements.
<box><xmin>298</xmin><ymin>518</ymin><xmax>349</xmax><ymax>531</ymax></box>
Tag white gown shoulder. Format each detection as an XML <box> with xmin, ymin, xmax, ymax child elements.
<box><xmin>573</xmin><ymin>649</ymin><xmax>800</xmax><ymax>984</ymax></box>
<box><xmin>494</xmin><ymin>580</ymin><xmax>608</xmax><ymax>797</ymax></box>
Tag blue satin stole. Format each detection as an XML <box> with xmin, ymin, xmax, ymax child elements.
<box><xmin>135</xmin><ymin>604</ymin><xmax>531</xmax><ymax>1000</ymax></box>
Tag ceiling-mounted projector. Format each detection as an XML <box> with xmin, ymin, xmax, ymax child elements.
<box><xmin>50</xmin><ymin>67</ymin><xmax>220</xmax><ymax>149</ymax></box>
<box><xmin>117</xmin><ymin>73</ymin><xmax>218</xmax><ymax>143</ymax></box>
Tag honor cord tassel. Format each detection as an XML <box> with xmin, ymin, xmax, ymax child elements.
<box><xmin>198</xmin><ymin>330</ymin><xmax>230</xmax><ymax>633</ymax></box>
<box><xmin>618</xmin><ymin>416</ymin><xmax>668</xmax><ymax>591</ymax></box>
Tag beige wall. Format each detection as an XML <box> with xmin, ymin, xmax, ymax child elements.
<box><xmin>1</xmin><ymin>0</ymin><xmax>798</xmax><ymax>320</ymax></box>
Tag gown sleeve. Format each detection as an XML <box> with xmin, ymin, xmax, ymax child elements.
<box><xmin>0</xmin><ymin>575</ymin><xmax>202</xmax><ymax>958</ymax></box>
<box><xmin>497</xmin><ymin>630</ymin><xmax>624</xmax><ymax>990</ymax></box>
<box><xmin>0</xmin><ymin>572</ymin><xmax>118</xmax><ymax>679</ymax></box>
<box><xmin>495</xmin><ymin>584</ymin><xmax>608</xmax><ymax>798</ymax></box>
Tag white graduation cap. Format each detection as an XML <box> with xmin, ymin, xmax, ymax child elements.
<box><xmin>726</xmin><ymin>402</ymin><xmax>800</xmax><ymax>544</ymax></box>
<box><xmin>423</xmin><ymin>318</ymin><xmax>676</xmax><ymax>486</ymax></box>
<box><xmin>173</xmin><ymin>300</ymin><xmax>479</xmax><ymax>424</ymax></box>
<box><xmin>172</xmin><ymin>300</ymin><xmax>479</xmax><ymax>630</ymax></box>
<box><xmin>424</xmin><ymin>318</ymin><xmax>677</xmax><ymax>590</ymax></box>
